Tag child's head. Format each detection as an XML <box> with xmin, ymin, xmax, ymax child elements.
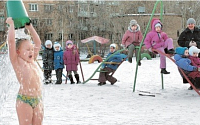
<box><xmin>16</xmin><ymin>38</ymin><xmax>34</xmax><ymax>63</ymax></box>
<box><xmin>155</xmin><ymin>23</ymin><xmax>162</xmax><ymax>32</ymax></box>
<box><xmin>66</xmin><ymin>40</ymin><xmax>73</xmax><ymax>49</ymax></box>
<box><xmin>189</xmin><ymin>46</ymin><xmax>200</xmax><ymax>57</ymax></box>
<box><xmin>45</xmin><ymin>40</ymin><xmax>52</xmax><ymax>49</ymax></box>
<box><xmin>175</xmin><ymin>47</ymin><xmax>189</xmax><ymax>57</ymax></box>
<box><xmin>129</xmin><ymin>19</ymin><xmax>138</xmax><ymax>31</ymax></box>
<box><xmin>110</xmin><ymin>44</ymin><xmax>116</xmax><ymax>53</ymax></box>
<box><xmin>53</xmin><ymin>42</ymin><xmax>61</xmax><ymax>51</ymax></box>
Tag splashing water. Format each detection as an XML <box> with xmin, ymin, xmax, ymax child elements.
<box><xmin>0</xmin><ymin>29</ymin><xmax>28</xmax><ymax>121</ymax></box>
<box><xmin>0</xmin><ymin>53</ymin><xmax>19</xmax><ymax>120</ymax></box>
<box><xmin>15</xmin><ymin>28</ymin><xmax>31</xmax><ymax>40</ymax></box>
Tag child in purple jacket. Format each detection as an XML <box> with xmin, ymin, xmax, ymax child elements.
<box><xmin>144</xmin><ymin>19</ymin><xmax>174</xmax><ymax>74</ymax></box>
<box><xmin>63</xmin><ymin>40</ymin><xmax>81</xmax><ymax>84</ymax></box>
<box><xmin>122</xmin><ymin>19</ymin><xmax>143</xmax><ymax>65</ymax></box>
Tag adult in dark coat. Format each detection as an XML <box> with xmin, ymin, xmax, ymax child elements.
<box><xmin>177</xmin><ymin>18</ymin><xmax>200</xmax><ymax>83</ymax></box>
<box><xmin>42</xmin><ymin>40</ymin><xmax>54</xmax><ymax>84</ymax></box>
<box><xmin>178</xmin><ymin>18</ymin><xmax>200</xmax><ymax>49</ymax></box>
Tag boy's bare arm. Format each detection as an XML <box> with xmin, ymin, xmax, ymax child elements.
<box><xmin>6</xmin><ymin>17</ymin><xmax>17</xmax><ymax>64</ymax></box>
<box><xmin>26</xmin><ymin>24</ymin><xmax>41</xmax><ymax>60</ymax></box>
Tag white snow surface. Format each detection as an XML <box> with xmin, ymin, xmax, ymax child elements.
<box><xmin>1</xmin><ymin>54</ymin><xmax>200</xmax><ymax>125</ymax></box>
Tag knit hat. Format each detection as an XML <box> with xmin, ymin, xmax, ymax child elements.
<box><xmin>110</xmin><ymin>43</ymin><xmax>116</xmax><ymax>48</ymax></box>
<box><xmin>175</xmin><ymin>47</ymin><xmax>188</xmax><ymax>55</ymax></box>
<box><xmin>129</xmin><ymin>19</ymin><xmax>137</xmax><ymax>26</ymax></box>
<box><xmin>66</xmin><ymin>40</ymin><xmax>73</xmax><ymax>46</ymax></box>
<box><xmin>187</xmin><ymin>18</ymin><xmax>196</xmax><ymax>25</ymax></box>
<box><xmin>155</xmin><ymin>23</ymin><xmax>161</xmax><ymax>28</ymax></box>
<box><xmin>189</xmin><ymin>46</ymin><xmax>200</xmax><ymax>56</ymax></box>
<box><xmin>53</xmin><ymin>42</ymin><xmax>61</xmax><ymax>51</ymax></box>
<box><xmin>45</xmin><ymin>40</ymin><xmax>52</xmax><ymax>48</ymax></box>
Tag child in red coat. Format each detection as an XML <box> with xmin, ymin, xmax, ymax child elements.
<box><xmin>122</xmin><ymin>19</ymin><xmax>143</xmax><ymax>65</ymax></box>
<box><xmin>63</xmin><ymin>40</ymin><xmax>81</xmax><ymax>84</ymax></box>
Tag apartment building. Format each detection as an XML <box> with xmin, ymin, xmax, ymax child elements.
<box><xmin>0</xmin><ymin>3</ymin><xmax>5</xmax><ymax>44</ymax></box>
<box><xmin>1</xmin><ymin>1</ymin><xmax>184</xmax><ymax>47</ymax></box>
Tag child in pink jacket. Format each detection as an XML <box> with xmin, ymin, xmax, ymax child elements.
<box><xmin>122</xmin><ymin>19</ymin><xmax>143</xmax><ymax>65</ymax></box>
<box><xmin>63</xmin><ymin>40</ymin><xmax>81</xmax><ymax>84</ymax></box>
<box><xmin>144</xmin><ymin>19</ymin><xmax>174</xmax><ymax>74</ymax></box>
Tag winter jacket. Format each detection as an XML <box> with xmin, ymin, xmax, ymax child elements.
<box><xmin>122</xmin><ymin>25</ymin><xmax>143</xmax><ymax>47</ymax></box>
<box><xmin>54</xmin><ymin>48</ymin><xmax>64</xmax><ymax>70</ymax></box>
<box><xmin>174</xmin><ymin>54</ymin><xmax>200</xmax><ymax>79</ymax></box>
<box><xmin>102</xmin><ymin>51</ymin><xmax>122</xmax><ymax>70</ymax></box>
<box><xmin>144</xmin><ymin>19</ymin><xmax>169</xmax><ymax>49</ymax></box>
<box><xmin>188</xmin><ymin>56</ymin><xmax>200</xmax><ymax>67</ymax></box>
<box><xmin>42</xmin><ymin>47</ymin><xmax>54</xmax><ymax>70</ymax></box>
<box><xmin>177</xmin><ymin>27</ymin><xmax>200</xmax><ymax>48</ymax></box>
<box><xmin>63</xmin><ymin>46</ymin><xmax>80</xmax><ymax>71</ymax></box>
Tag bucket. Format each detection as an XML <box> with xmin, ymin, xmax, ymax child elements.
<box><xmin>6</xmin><ymin>0</ymin><xmax>30</xmax><ymax>29</ymax></box>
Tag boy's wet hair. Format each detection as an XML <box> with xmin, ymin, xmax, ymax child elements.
<box><xmin>16</xmin><ymin>38</ymin><xmax>28</xmax><ymax>49</ymax></box>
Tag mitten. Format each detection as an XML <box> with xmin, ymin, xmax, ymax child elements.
<box><xmin>148</xmin><ymin>48</ymin><xmax>152</xmax><ymax>52</ymax></box>
<box><xmin>198</xmin><ymin>67</ymin><xmax>200</xmax><ymax>72</ymax></box>
<box><xmin>189</xmin><ymin>41</ymin><xmax>197</xmax><ymax>46</ymax></box>
<box><xmin>121</xmin><ymin>44</ymin><xmax>126</xmax><ymax>49</ymax></box>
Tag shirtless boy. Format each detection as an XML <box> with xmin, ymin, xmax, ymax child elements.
<box><xmin>6</xmin><ymin>17</ymin><xmax>43</xmax><ymax>125</ymax></box>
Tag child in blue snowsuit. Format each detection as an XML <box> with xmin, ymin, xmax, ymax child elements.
<box><xmin>174</xmin><ymin>47</ymin><xmax>200</xmax><ymax>89</ymax></box>
<box><xmin>53</xmin><ymin>42</ymin><xmax>64</xmax><ymax>84</ymax></box>
<box><xmin>98</xmin><ymin>44</ymin><xmax>122</xmax><ymax>86</ymax></box>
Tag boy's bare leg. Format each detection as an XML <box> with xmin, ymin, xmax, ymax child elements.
<box><xmin>32</xmin><ymin>103</ymin><xmax>44</xmax><ymax>125</ymax></box>
<box><xmin>16</xmin><ymin>100</ymin><xmax>33</xmax><ymax>125</ymax></box>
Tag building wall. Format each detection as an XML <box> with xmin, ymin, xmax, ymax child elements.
<box><xmin>1</xmin><ymin>1</ymin><xmax>183</xmax><ymax>48</ymax></box>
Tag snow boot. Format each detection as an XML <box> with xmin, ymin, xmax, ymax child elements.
<box><xmin>138</xmin><ymin>61</ymin><xmax>141</xmax><ymax>66</ymax></box>
<box><xmin>188</xmin><ymin>86</ymin><xmax>193</xmax><ymax>90</ymax></box>
<box><xmin>68</xmin><ymin>75</ymin><xmax>75</xmax><ymax>84</ymax></box>
<box><xmin>98</xmin><ymin>82</ymin><xmax>106</xmax><ymax>86</ymax></box>
<box><xmin>128</xmin><ymin>57</ymin><xmax>132</xmax><ymax>63</ymax></box>
<box><xmin>195</xmin><ymin>77</ymin><xmax>200</xmax><ymax>89</ymax></box>
<box><xmin>161</xmin><ymin>68</ymin><xmax>170</xmax><ymax>74</ymax></box>
<box><xmin>44</xmin><ymin>79</ymin><xmax>49</xmax><ymax>85</ymax></box>
<box><xmin>48</xmin><ymin>78</ymin><xmax>52</xmax><ymax>84</ymax></box>
<box><xmin>75</xmin><ymin>74</ymin><xmax>81</xmax><ymax>84</ymax></box>
<box><xmin>111</xmin><ymin>79</ymin><xmax>117</xmax><ymax>85</ymax></box>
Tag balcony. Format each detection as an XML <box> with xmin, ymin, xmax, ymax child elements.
<box><xmin>78</xmin><ymin>11</ymin><xmax>97</xmax><ymax>18</ymax></box>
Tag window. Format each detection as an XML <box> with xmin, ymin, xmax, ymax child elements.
<box><xmin>59</xmin><ymin>33</ymin><xmax>63</xmax><ymax>40</ymax></box>
<box><xmin>68</xmin><ymin>34</ymin><xmax>73</xmax><ymax>39</ymax></box>
<box><xmin>69</xmin><ymin>5</ymin><xmax>74</xmax><ymax>13</ymax></box>
<box><xmin>58</xmin><ymin>5</ymin><xmax>63</xmax><ymax>11</ymax></box>
<box><xmin>45</xmin><ymin>33</ymin><xmax>53</xmax><ymax>40</ymax></box>
<box><xmin>138</xmin><ymin>6</ymin><xmax>145</xmax><ymax>13</ymax></box>
<box><xmin>44</xmin><ymin>4</ymin><xmax>53</xmax><ymax>12</ymax></box>
<box><xmin>46</xmin><ymin>19</ymin><xmax>52</xmax><ymax>25</ymax></box>
<box><xmin>0</xmin><ymin>17</ymin><xmax>4</xmax><ymax>31</ymax></box>
<box><xmin>31</xmin><ymin>19</ymin><xmax>38</xmax><ymax>26</ymax></box>
<box><xmin>29</xmin><ymin>4</ymin><xmax>38</xmax><ymax>11</ymax></box>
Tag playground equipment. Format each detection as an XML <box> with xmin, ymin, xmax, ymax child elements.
<box><xmin>81</xmin><ymin>36</ymin><xmax>110</xmax><ymax>59</ymax></box>
<box><xmin>152</xmin><ymin>49</ymin><xmax>200</xmax><ymax>96</ymax></box>
<box><xmin>88</xmin><ymin>55</ymin><xmax>103</xmax><ymax>64</ymax></box>
<box><xmin>82</xmin><ymin>49</ymin><xmax>125</xmax><ymax>84</ymax></box>
<box><xmin>6</xmin><ymin>0</ymin><xmax>31</xmax><ymax>29</ymax></box>
<box><xmin>133</xmin><ymin>0</ymin><xmax>199</xmax><ymax>96</ymax></box>
<box><xmin>133</xmin><ymin>0</ymin><xmax>164</xmax><ymax>92</ymax></box>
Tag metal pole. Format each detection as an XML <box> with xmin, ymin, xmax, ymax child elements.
<box><xmin>133</xmin><ymin>0</ymin><xmax>163</xmax><ymax>92</ymax></box>
<box><xmin>62</xmin><ymin>17</ymin><xmax>64</xmax><ymax>48</ymax></box>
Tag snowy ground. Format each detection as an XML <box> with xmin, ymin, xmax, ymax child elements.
<box><xmin>1</xmin><ymin>53</ymin><xmax>200</xmax><ymax>125</ymax></box>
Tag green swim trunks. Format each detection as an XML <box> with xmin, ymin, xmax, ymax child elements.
<box><xmin>17</xmin><ymin>94</ymin><xmax>42</xmax><ymax>108</ymax></box>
